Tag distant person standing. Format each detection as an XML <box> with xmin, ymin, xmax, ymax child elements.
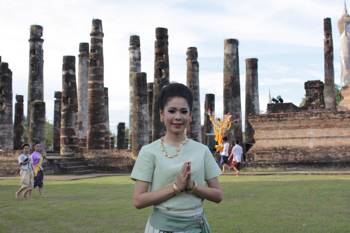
<box><xmin>15</xmin><ymin>144</ymin><xmax>34</xmax><ymax>199</ymax></box>
<box><xmin>230</xmin><ymin>140</ymin><xmax>243</xmax><ymax>176</ymax></box>
<box><xmin>31</xmin><ymin>143</ymin><xmax>44</xmax><ymax>196</ymax></box>
<box><xmin>220</xmin><ymin>136</ymin><xmax>231</xmax><ymax>173</ymax></box>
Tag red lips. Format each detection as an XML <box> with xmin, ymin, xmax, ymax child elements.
<box><xmin>172</xmin><ymin>123</ymin><xmax>183</xmax><ymax>128</ymax></box>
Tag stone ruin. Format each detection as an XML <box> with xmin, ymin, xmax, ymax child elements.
<box><xmin>246</xmin><ymin>18</ymin><xmax>350</xmax><ymax>168</ymax></box>
<box><xmin>2</xmin><ymin>13</ymin><xmax>350</xmax><ymax>175</ymax></box>
<box><xmin>0</xmin><ymin>61</ymin><xmax>13</xmax><ymax>150</ymax></box>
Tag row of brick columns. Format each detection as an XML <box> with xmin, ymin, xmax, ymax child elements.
<box><xmin>0</xmin><ymin>18</ymin><xmax>339</xmax><ymax>158</ymax></box>
<box><xmin>128</xmin><ymin>28</ymin><xmax>262</xmax><ymax>157</ymax></box>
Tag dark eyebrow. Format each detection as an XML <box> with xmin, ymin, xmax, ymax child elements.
<box><xmin>167</xmin><ymin>107</ymin><xmax>189</xmax><ymax>111</ymax></box>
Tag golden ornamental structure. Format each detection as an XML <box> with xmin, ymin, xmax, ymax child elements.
<box><xmin>208</xmin><ymin>112</ymin><xmax>232</xmax><ymax>153</ymax></box>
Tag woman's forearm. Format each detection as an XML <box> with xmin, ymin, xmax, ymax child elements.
<box><xmin>191</xmin><ymin>185</ymin><xmax>222</xmax><ymax>203</ymax></box>
<box><xmin>189</xmin><ymin>177</ymin><xmax>223</xmax><ymax>203</ymax></box>
<box><xmin>133</xmin><ymin>185</ymin><xmax>175</xmax><ymax>209</ymax></box>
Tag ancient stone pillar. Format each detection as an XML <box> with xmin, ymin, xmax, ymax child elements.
<box><xmin>245</xmin><ymin>58</ymin><xmax>259</xmax><ymax>146</ymax></box>
<box><xmin>129</xmin><ymin>35</ymin><xmax>141</xmax><ymax>146</ymax></box>
<box><xmin>104</xmin><ymin>87</ymin><xmax>110</xmax><ymax>149</ymax></box>
<box><xmin>203</xmin><ymin>94</ymin><xmax>215</xmax><ymax>151</ymax></box>
<box><xmin>88</xmin><ymin>19</ymin><xmax>106</xmax><ymax>149</ymax></box>
<box><xmin>152</xmin><ymin>27</ymin><xmax>169</xmax><ymax>141</ymax></box>
<box><xmin>77</xmin><ymin>42</ymin><xmax>89</xmax><ymax>149</ymax></box>
<box><xmin>147</xmin><ymin>82</ymin><xmax>153</xmax><ymax>143</ymax></box>
<box><xmin>0</xmin><ymin>62</ymin><xmax>13</xmax><ymax>150</ymax></box>
<box><xmin>324</xmin><ymin>18</ymin><xmax>337</xmax><ymax>111</ymax></box>
<box><xmin>223</xmin><ymin>39</ymin><xmax>243</xmax><ymax>144</ymax></box>
<box><xmin>110</xmin><ymin>136</ymin><xmax>115</xmax><ymax>149</ymax></box>
<box><xmin>53</xmin><ymin>91</ymin><xmax>62</xmax><ymax>153</ymax></box>
<box><xmin>14</xmin><ymin>95</ymin><xmax>24</xmax><ymax>150</ymax></box>
<box><xmin>186</xmin><ymin>47</ymin><xmax>201</xmax><ymax>142</ymax></box>
<box><xmin>302</xmin><ymin>81</ymin><xmax>325</xmax><ymax>110</ymax></box>
<box><xmin>131</xmin><ymin>72</ymin><xmax>149</xmax><ymax>157</ymax></box>
<box><xmin>117</xmin><ymin>122</ymin><xmax>126</xmax><ymax>149</ymax></box>
<box><xmin>60</xmin><ymin>56</ymin><xmax>78</xmax><ymax>155</ymax></box>
<box><xmin>27</xmin><ymin>25</ymin><xmax>44</xmax><ymax>125</ymax></box>
<box><xmin>29</xmin><ymin>100</ymin><xmax>45</xmax><ymax>146</ymax></box>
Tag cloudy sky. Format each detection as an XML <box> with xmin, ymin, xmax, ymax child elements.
<box><xmin>0</xmin><ymin>0</ymin><xmax>346</xmax><ymax>134</ymax></box>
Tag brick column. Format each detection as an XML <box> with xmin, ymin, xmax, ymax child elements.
<box><xmin>223</xmin><ymin>39</ymin><xmax>242</xmax><ymax>143</ymax></box>
<box><xmin>245</xmin><ymin>58</ymin><xmax>259</xmax><ymax>146</ymax></box>
<box><xmin>186</xmin><ymin>47</ymin><xmax>201</xmax><ymax>142</ymax></box>
<box><xmin>131</xmin><ymin>72</ymin><xmax>149</xmax><ymax>157</ymax></box>
<box><xmin>88</xmin><ymin>19</ymin><xmax>106</xmax><ymax>149</ymax></box>
<box><xmin>60</xmin><ymin>56</ymin><xmax>78</xmax><ymax>155</ymax></box>
<box><xmin>152</xmin><ymin>27</ymin><xmax>169</xmax><ymax>141</ymax></box>
<box><xmin>14</xmin><ymin>95</ymin><xmax>24</xmax><ymax>150</ymax></box>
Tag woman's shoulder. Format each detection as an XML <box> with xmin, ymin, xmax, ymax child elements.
<box><xmin>187</xmin><ymin>139</ymin><xmax>210</xmax><ymax>151</ymax></box>
<box><xmin>140</xmin><ymin>139</ymin><xmax>161</xmax><ymax>152</ymax></box>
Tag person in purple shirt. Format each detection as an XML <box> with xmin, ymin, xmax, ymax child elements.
<box><xmin>31</xmin><ymin>142</ymin><xmax>44</xmax><ymax>196</ymax></box>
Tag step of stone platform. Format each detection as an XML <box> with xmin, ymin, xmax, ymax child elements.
<box><xmin>45</xmin><ymin>155</ymin><xmax>95</xmax><ymax>175</ymax></box>
<box><xmin>243</xmin><ymin>160</ymin><xmax>350</xmax><ymax>171</ymax></box>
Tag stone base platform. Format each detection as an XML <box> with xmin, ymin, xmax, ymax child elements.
<box><xmin>246</xmin><ymin>111</ymin><xmax>350</xmax><ymax>164</ymax></box>
<box><xmin>0</xmin><ymin>149</ymin><xmax>134</xmax><ymax>176</ymax></box>
<box><xmin>244</xmin><ymin>160</ymin><xmax>350</xmax><ymax>171</ymax></box>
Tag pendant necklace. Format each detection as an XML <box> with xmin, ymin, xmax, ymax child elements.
<box><xmin>160</xmin><ymin>137</ymin><xmax>188</xmax><ymax>158</ymax></box>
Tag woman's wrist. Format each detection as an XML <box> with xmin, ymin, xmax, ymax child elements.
<box><xmin>186</xmin><ymin>180</ymin><xmax>198</xmax><ymax>193</ymax></box>
<box><xmin>172</xmin><ymin>183</ymin><xmax>182</xmax><ymax>195</ymax></box>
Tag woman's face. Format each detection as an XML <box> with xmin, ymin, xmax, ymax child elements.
<box><xmin>160</xmin><ymin>97</ymin><xmax>192</xmax><ymax>136</ymax></box>
<box><xmin>34</xmin><ymin>144</ymin><xmax>42</xmax><ymax>152</ymax></box>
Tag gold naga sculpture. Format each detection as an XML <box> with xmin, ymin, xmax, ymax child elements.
<box><xmin>208</xmin><ymin>112</ymin><xmax>232</xmax><ymax>153</ymax></box>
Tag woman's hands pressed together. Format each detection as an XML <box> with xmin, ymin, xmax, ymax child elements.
<box><xmin>175</xmin><ymin>161</ymin><xmax>191</xmax><ymax>191</ymax></box>
<box><xmin>175</xmin><ymin>161</ymin><xmax>223</xmax><ymax>203</ymax></box>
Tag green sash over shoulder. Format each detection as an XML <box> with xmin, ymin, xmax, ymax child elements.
<box><xmin>150</xmin><ymin>209</ymin><xmax>211</xmax><ymax>233</ymax></box>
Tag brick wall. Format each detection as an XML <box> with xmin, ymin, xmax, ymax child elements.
<box><xmin>83</xmin><ymin>149</ymin><xmax>134</xmax><ymax>172</ymax></box>
<box><xmin>0</xmin><ymin>151</ymin><xmax>20</xmax><ymax>176</ymax></box>
<box><xmin>246</xmin><ymin>110</ymin><xmax>350</xmax><ymax>163</ymax></box>
<box><xmin>0</xmin><ymin>149</ymin><xmax>134</xmax><ymax>176</ymax></box>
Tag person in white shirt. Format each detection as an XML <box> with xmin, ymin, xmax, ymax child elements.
<box><xmin>15</xmin><ymin>144</ymin><xmax>34</xmax><ymax>199</ymax></box>
<box><xmin>229</xmin><ymin>140</ymin><xmax>243</xmax><ymax>176</ymax></box>
<box><xmin>220</xmin><ymin>136</ymin><xmax>231</xmax><ymax>173</ymax></box>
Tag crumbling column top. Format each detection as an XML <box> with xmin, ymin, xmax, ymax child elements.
<box><xmin>0</xmin><ymin>62</ymin><xmax>8</xmax><ymax>70</ymax></box>
<box><xmin>246</xmin><ymin>58</ymin><xmax>258</xmax><ymax>68</ymax></box>
<box><xmin>79</xmin><ymin>43</ymin><xmax>89</xmax><ymax>53</ymax></box>
<box><xmin>156</xmin><ymin>27</ymin><xmax>168</xmax><ymax>39</ymax></box>
<box><xmin>224</xmin><ymin>38</ymin><xmax>239</xmax><ymax>45</ymax></box>
<box><xmin>63</xmin><ymin>55</ymin><xmax>75</xmax><ymax>63</ymax></box>
<box><xmin>186</xmin><ymin>47</ymin><xmax>198</xmax><ymax>60</ymax></box>
<box><xmin>91</xmin><ymin>19</ymin><xmax>104</xmax><ymax>35</ymax></box>
<box><xmin>29</xmin><ymin>25</ymin><xmax>43</xmax><ymax>41</ymax></box>
<box><xmin>54</xmin><ymin>91</ymin><xmax>62</xmax><ymax>98</ymax></box>
<box><xmin>15</xmin><ymin>95</ymin><xmax>23</xmax><ymax>102</ymax></box>
<box><xmin>129</xmin><ymin>35</ymin><xmax>140</xmax><ymax>47</ymax></box>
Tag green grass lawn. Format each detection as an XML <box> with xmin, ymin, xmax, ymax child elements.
<box><xmin>1</xmin><ymin>175</ymin><xmax>349</xmax><ymax>233</ymax></box>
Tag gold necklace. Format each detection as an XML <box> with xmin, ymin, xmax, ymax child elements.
<box><xmin>160</xmin><ymin>137</ymin><xmax>188</xmax><ymax>158</ymax></box>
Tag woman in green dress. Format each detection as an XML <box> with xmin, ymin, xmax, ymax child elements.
<box><xmin>131</xmin><ymin>83</ymin><xmax>223</xmax><ymax>233</ymax></box>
